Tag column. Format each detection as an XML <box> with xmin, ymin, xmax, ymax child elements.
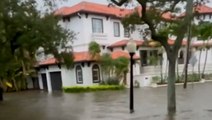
<box><xmin>38</xmin><ymin>73</ymin><xmax>43</xmax><ymax>90</ymax></box>
<box><xmin>46</xmin><ymin>71</ymin><xmax>52</xmax><ymax>92</ymax></box>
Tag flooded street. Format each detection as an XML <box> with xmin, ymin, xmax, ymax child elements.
<box><xmin>1</xmin><ymin>83</ymin><xmax>212</xmax><ymax>120</ymax></box>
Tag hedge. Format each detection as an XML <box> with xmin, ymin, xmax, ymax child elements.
<box><xmin>63</xmin><ymin>85</ymin><xmax>125</xmax><ymax>93</ymax></box>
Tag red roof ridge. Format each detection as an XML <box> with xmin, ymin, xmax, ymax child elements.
<box><xmin>108</xmin><ymin>39</ymin><xmax>144</xmax><ymax>48</ymax></box>
<box><xmin>111</xmin><ymin>50</ymin><xmax>139</xmax><ymax>60</ymax></box>
<box><xmin>55</xmin><ymin>1</ymin><xmax>132</xmax><ymax>17</ymax></box>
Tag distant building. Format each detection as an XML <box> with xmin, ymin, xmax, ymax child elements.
<box><xmin>32</xmin><ymin>2</ymin><xmax>212</xmax><ymax>92</ymax></box>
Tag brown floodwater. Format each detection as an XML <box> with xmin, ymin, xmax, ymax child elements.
<box><xmin>0</xmin><ymin>82</ymin><xmax>212</xmax><ymax>120</ymax></box>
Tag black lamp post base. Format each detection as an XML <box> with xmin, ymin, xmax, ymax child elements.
<box><xmin>130</xmin><ymin>109</ymin><xmax>134</xmax><ymax>113</ymax></box>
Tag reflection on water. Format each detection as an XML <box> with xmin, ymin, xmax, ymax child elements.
<box><xmin>0</xmin><ymin>83</ymin><xmax>212</xmax><ymax>120</ymax></box>
<box><xmin>165</xmin><ymin>113</ymin><xmax>175</xmax><ymax>120</ymax></box>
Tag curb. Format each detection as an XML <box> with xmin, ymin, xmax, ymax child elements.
<box><xmin>151</xmin><ymin>80</ymin><xmax>212</xmax><ymax>88</ymax></box>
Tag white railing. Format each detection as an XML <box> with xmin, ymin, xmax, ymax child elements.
<box><xmin>91</xmin><ymin>33</ymin><xmax>108</xmax><ymax>40</ymax></box>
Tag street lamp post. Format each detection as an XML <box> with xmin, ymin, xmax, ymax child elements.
<box><xmin>126</xmin><ymin>39</ymin><xmax>137</xmax><ymax>113</ymax></box>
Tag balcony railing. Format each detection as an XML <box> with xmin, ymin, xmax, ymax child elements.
<box><xmin>91</xmin><ymin>33</ymin><xmax>108</xmax><ymax>40</ymax></box>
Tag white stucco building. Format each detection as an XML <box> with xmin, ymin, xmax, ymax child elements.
<box><xmin>31</xmin><ymin>2</ymin><xmax>212</xmax><ymax>92</ymax></box>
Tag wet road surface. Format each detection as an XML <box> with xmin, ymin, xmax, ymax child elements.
<box><xmin>0</xmin><ymin>82</ymin><xmax>212</xmax><ymax>120</ymax></box>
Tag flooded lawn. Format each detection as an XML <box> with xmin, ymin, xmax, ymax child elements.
<box><xmin>0</xmin><ymin>82</ymin><xmax>212</xmax><ymax>120</ymax></box>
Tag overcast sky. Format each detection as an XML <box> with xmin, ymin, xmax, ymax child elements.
<box><xmin>36</xmin><ymin>0</ymin><xmax>212</xmax><ymax>11</ymax></box>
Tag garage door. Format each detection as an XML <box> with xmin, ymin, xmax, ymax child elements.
<box><xmin>41</xmin><ymin>73</ymin><xmax>48</xmax><ymax>91</ymax></box>
<box><xmin>50</xmin><ymin>72</ymin><xmax>62</xmax><ymax>91</ymax></box>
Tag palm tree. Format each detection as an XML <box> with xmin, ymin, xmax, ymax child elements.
<box><xmin>88</xmin><ymin>41</ymin><xmax>101</xmax><ymax>59</ymax></box>
<box><xmin>201</xmin><ymin>40</ymin><xmax>210</xmax><ymax>79</ymax></box>
<box><xmin>100</xmin><ymin>53</ymin><xmax>114</xmax><ymax>80</ymax></box>
<box><xmin>114</xmin><ymin>57</ymin><xmax>129</xmax><ymax>85</ymax></box>
<box><xmin>196</xmin><ymin>22</ymin><xmax>212</xmax><ymax>79</ymax></box>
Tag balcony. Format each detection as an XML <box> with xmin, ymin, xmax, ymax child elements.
<box><xmin>91</xmin><ymin>33</ymin><xmax>108</xmax><ymax>41</ymax></box>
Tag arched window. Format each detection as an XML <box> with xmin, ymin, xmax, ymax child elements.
<box><xmin>76</xmin><ymin>65</ymin><xmax>83</xmax><ymax>84</ymax></box>
<box><xmin>92</xmin><ymin>64</ymin><xmax>100</xmax><ymax>83</ymax></box>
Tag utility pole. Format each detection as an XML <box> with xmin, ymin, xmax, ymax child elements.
<box><xmin>184</xmin><ymin>20</ymin><xmax>192</xmax><ymax>89</ymax></box>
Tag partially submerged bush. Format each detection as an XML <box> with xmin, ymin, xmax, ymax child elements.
<box><xmin>63</xmin><ymin>85</ymin><xmax>125</xmax><ymax>93</ymax></box>
<box><xmin>100</xmin><ymin>77</ymin><xmax>120</xmax><ymax>85</ymax></box>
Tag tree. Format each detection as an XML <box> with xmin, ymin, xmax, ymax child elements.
<box><xmin>0</xmin><ymin>0</ymin><xmax>75</xmax><ymax>91</ymax></box>
<box><xmin>111</xmin><ymin>0</ymin><xmax>194</xmax><ymax>113</ymax></box>
<box><xmin>89</xmin><ymin>41</ymin><xmax>130</xmax><ymax>85</ymax></box>
<box><xmin>100</xmin><ymin>53</ymin><xmax>114</xmax><ymax>79</ymax></box>
<box><xmin>114</xmin><ymin>57</ymin><xmax>129</xmax><ymax>85</ymax></box>
<box><xmin>88</xmin><ymin>41</ymin><xmax>101</xmax><ymax>59</ymax></box>
<box><xmin>196</xmin><ymin>22</ymin><xmax>212</xmax><ymax>79</ymax></box>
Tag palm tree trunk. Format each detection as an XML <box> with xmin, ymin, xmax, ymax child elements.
<box><xmin>198</xmin><ymin>49</ymin><xmax>202</xmax><ymax>79</ymax></box>
<box><xmin>202</xmin><ymin>47</ymin><xmax>209</xmax><ymax>79</ymax></box>
<box><xmin>184</xmin><ymin>16</ymin><xmax>192</xmax><ymax>89</ymax></box>
<box><xmin>12</xmin><ymin>78</ymin><xmax>19</xmax><ymax>91</ymax></box>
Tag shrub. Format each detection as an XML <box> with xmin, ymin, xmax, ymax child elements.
<box><xmin>152</xmin><ymin>76</ymin><xmax>160</xmax><ymax>83</ymax></box>
<box><xmin>100</xmin><ymin>77</ymin><xmax>120</xmax><ymax>85</ymax></box>
<box><xmin>204</xmin><ymin>74</ymin><xmax>212</xmax><ymax>80</ymax></box>
<box><xmin>187</xmin><ymin>73</ymin><xmax>200</xmax><ymax>82</ymax></box>
<box><xmin>63</xmin><ymin>85</ymin><xmax>125</xmax><ymax>93</ymax></box>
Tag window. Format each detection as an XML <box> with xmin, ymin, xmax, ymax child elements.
<box><xmin>140</xmin><ymin>50</ymin><xmax>159</xmax><ymax>66</ymax></box>
<box><xmin>76</xmin><ymin>65</ymin><xmax>83</xmax><ymax>84</ymax></box>
<box><xmin>92</xmin><ymin>18</ymin><xmax>103</xmax><ymax>33</ymax></box>
<box><xmin>124</xmin><ymin>28</ymin><xmax>130</xmax><ymax>38</ymax></box>
<box><xmin>178</xmin><ymin>51</ymin><xmax>184</xmax><ymax>64</ymax></box>
<box><xmin>92</xmin><ymin>64</ymin><xmax>100</xmax><ymax>83</ymax></box>
<box><xmin>114</xmin><ymin>22</ymin><xmax>120</xmax><ymax>37</ymax></box>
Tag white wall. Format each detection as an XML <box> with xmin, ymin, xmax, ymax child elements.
<box><xmin>38</xmin><ymin>62</ymin><xmax>102</xmax><ymax>91</ymax></box>
<box><xmin>60</xmin><ymin>14</ymin><xmax>128</xmax><ymax>52</ymax></box>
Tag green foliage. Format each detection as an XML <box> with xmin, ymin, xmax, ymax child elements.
<box><xmin>100</xmin><ymin>53</ymin><xmax>114</xmax><ymax>74</ymax></box>
<box><xmin>149</xmin><ymin>55</ymin><xmax>158</xmax><ymax>66</ymax></box>
<box><xmin>196</xmin><ymin>21</ymin><xmax>212</xmax><ymax>40</ymax></box>
<box><xmin>122</xmin><ymin>12</ymin><xmax>144</xmax><ymax>29</ymax></box>
<box><xmin>187</xmin><ymin>73</ymin><xmax>200</xmax><ymax>82</ymax></box>
<box><xmin>114</xmin><ymin>57</ymin><xmax>129</xmax><ymax>77</ymax></box>
<box><xmin>63</xmin><ymin>85</ymin><xmax>125</xmax><ymax>93</ymax></box>
<box><xmin>100</xmin><ymin>53</ymin><xmax>129</xmax><ymax>82</ymax></box>
<box><xmin>88</xmin><ymin>41</ymin><xmax>101</xmax><ymax>58</ymax></box>
<box><xmin>100</xmin><ymin>77</ymin><xmax>120</xmax><ymax>85</ymax></box>
<box><xmin>0</xmin><ymin>0</ymin><xmax>75</xmax><ymax>90</ymax></box>
<box><xmin>152</xmin><ymin>76</ymin><xmax>161</xmax><ymax>83</ymax></box>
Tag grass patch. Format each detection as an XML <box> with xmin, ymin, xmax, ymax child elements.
<box><xmin>63</xmin><ymin>85</ymin><xmax>125</xmax><ymax>93</ymax></box>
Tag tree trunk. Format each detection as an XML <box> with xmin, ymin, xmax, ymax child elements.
<box><xmin>198</xmin><ymin>49</ymin><xmax>202</xmax><ymax>79</ymax></box>
<box><xmin>202</xmin><ymin>48</ymin><xmax>208</xmax><ymax>79</ymax></box>
<box><xmin>176</xmin><ymin>59</ymin><xmax>179</xmax><ymax>82</ymax></box>
<box><xmin>160</xmin><ymin>60</ymin><xmax>163</xmax><ymax>83</ymax></box>
<box><xmin>167</xmin><ymin>55</ymin><xmax>176</xmax><ymax>113</ymax></box>
<box><xmin>184</xmin><ymin>21</ymin><xmax>192</xmax><ymax>89</ymax></box>
<box><xmin>12</xmin><ymin>78</ymin><xmax>19</xmax><ymax>91</ymax></box>
<box><xmin>123</xmin><ymin>71</ymin><xmax>127</xmax><ymax>85</ymax></box>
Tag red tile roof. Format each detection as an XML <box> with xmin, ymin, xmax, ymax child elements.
<box><xmin>168</xmin><ymin>39</ymin><xmax>187</xmax><ymax>46</ymax></box>
<box><xmin>111</xmin><ymin>50</ymin><xmax>139</xmax><ymax>60</ymax></box>
<box><xmin>39</xmin><ymin>51</ymin><xmax>97</xmax><ymax>66</ymax></box>
<box><xmin>39</xmin><ymin>50</ymin><xmax>140</xmax><ymax>66</ymax></box>
<box><xmin>177</xmin><ymin>5</ymin><xmax>212</xmax><ymax>19</ymax></box>
<box><xmin>195</xmin><ymin>5</ymin><xmax>212</xmax><ymax>14</ymax></box>
<box><xmin>155</xmin><ymin>5</ymin><xmax>212</xmax><ymax>20</ymax></box>
<box><xmin>108</xmin><ymin>39</ymin><xmax>144</xmax><ymax>48</ymax></box>
<box><xmin>55</xmin><ymin>2</ymin><xmax>212</xmax><ymax>21</ymax></box>
<box><xmin>55</xmin><ymin>1</ymin><xmax>132</xmax><ymax>18</ymax></box>
<box><xmin>192</xmin><ymin>40</ymin><xmax>212</xmax><ymax>47</ymax></box>
<box><xmin>39</xmin><ymin>58</ymin><xmax>58</xmax><ymax>66</ymax></box>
